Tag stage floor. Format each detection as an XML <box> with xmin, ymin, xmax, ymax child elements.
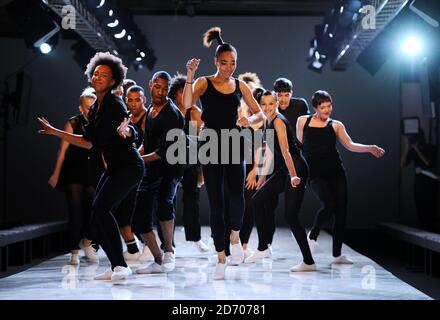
<box><xmin>0</xmin><ymin>227</ymin><xmax>431</xmax><ymax>300</ymax></box>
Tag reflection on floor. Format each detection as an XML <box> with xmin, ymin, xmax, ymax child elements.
<box><xmin>0</xmin><ymin>227</ymin><xmax>431</xmax><ymax>300</ymax></box>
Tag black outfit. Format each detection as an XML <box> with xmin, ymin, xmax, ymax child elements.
<box><xmin>302</xmin><ymin>115</ymin><xmax>347</xmax><ymax>258</ymax></box>
<box><xmin>180</xmin><ymin>108</ymin><xmax>203</xmax><ymax>241</ymax></box>
<box><xmin>114</xmin><ymin>111</ymin><xmax>146</xmax><ymax>228</ymax></box>
<box><xmin>199</xmin><ymin>77</ymin><xmax>245</xmax><ymax>253</ymax></box>
<box><xmin>279</xmin><ymin>97</ymin><xmax>310</xmax><ymax>146</ymax></box>
<box><xmin>84</xmin><ymin>91</ymin><xmax>144</xmax><ymax>269</ymax></box>
<box><xmin>404</xmin><ymin>144</ymin><xmax>438</xmax><ymax>232</ymax></box>
<box><xmin>132</xmin><ymin>99</ymin><xmax>184</xmax><ymax>235</ymax></box>
<box><xmin>58</xmin><ymin>114</ymin><xmax>105</xmax><ymax>250</ymax></box>
<box><xmin>252</xmin><ymin>114</ymin><xmax>314</xmax><ymax>265</ymax></box>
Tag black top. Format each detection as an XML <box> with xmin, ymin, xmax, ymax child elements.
<box><xmin>404</xmin><ymin>144</ymin><xmax>437</xmax><ymax>171</ymax></box>
<box><xmin>199</xmin><ymin>77</ymin><xmax>242</xmax><ymax>131</ymax></box>
<box><xmin>279</xmin><ymin>97</ymin><xmax>309</xmax><ymax>147</ymax></box>
<box><xmin>132</xmin><ymin>111</ymin><xmax>147</xmax><ymax>149</ymax></box>
<box><xmin>267</xmin><ymin>113</ymin><xmax>300</xmax><ymax>172</ymax></box>
<box><xmin>83</xmin><ymin>90</ymin><xmax>141</xmax><ymax>171</ymax></box>
<box><xmin>144</xmin><ymin>99</ymin><xmax>185</xmax><ymax>175</ymax></box>
<box><xmin>58</xmin><ymin>114</ymin><xmax>105</xmax><ymax>190</ymax></box>
<box><xmin>302</xmin><ymin>115</ymin><xmax>345</xmax><ymax>178</ymax></box>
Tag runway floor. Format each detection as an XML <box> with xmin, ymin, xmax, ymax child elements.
<box><xmin>0</xmin><ymin>227</ymin><xmax>431</xmax><ymax>300</ymax></box>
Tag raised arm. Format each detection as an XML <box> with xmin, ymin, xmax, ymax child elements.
<box><xmin>334</xmin><ymin>120</ymin><xmax>385</xmax><ymax>158</ymax></box>
<box><xmin>38</xmin><ymin>117</ymin><xmax>92</xmax><ymax>149</ymax></box>
<box><xmin>48</xmin><ymin>121</ymin><xmax>73</xmax><ymax>188</ymax></box>
<box><xmin>183</xmin><ymin>58</ymin><xmax>207</xmax><ymax>110</ymax></box>
<box><xmin>237</xmin><ymin>80</ymin><xmax>264</xmax><ymax>127</ymax></box>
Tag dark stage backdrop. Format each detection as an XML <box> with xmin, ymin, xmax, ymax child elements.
<box><xmin>0</xmin><ymin>16</ymin><xmax>400</xmax><ymax>229</ymax></box>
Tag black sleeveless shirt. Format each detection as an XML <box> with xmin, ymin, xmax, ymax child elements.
<box><xmin>199</xmin><ymin>77</ymin><xmax>242</xmax><ymax>131</ymax></box>
<box><xmin>302</xmin><ymin>115</ymin><xmax>345</xmax><ymax>178</ymax></box>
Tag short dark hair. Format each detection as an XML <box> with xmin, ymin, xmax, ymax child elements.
<box><xmin>151</xmin><ymin>71</ymin><xmax>172</xmax><ymax>84</ymax></box>
<box><xmin>85</xmin><ymin>52</ymin><xmax>127</xmax><ymax>90</ymax></box>
<box><xmin>273</xmin><ymin>78</ymin><xmax>293</xmax><ymax>93</ymax></box>
<box><xmin>169</xmin><ymin>73</ymin><xmax>186</xmax><ymax>102</ymax></box>
<box><xmin>203</xmin><ymin>27</ymin><xmax>237</xmax><ymax>58</ymax></box>
<box><xmin>253</xmin><ymin>87</ymin><xmax>276</xmax><ymax>104</ymax></box>
<box><xmin>126</xmin><ymin>85</ymin><xmax>145</xmax><ymax>95</ymax></box>
<box><xmin>311</xmin><ymin>90</ymin><xmax>332</xmax><ymax>108</ymax></box>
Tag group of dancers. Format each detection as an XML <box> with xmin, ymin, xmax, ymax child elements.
<box><xmin>38</xmin><ymin>27</ymin><xmax>385</xmax><ymax>281</ymax></box>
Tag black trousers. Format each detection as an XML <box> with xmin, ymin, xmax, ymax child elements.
<box><xmin>91</xmin><ymin>162</ymin><xmax>144</xmax><ymax>269</ymax></box>
<box><xmin>308</xmin><ymin>173</ymin><xmax>347</xmax><ymax>258</ymax></box>
<box><xmin>180</xmin><ymin>165</ymin><xmax>202</xmax><ymax>241</ymax></box>
<box><xmin>252</xmin><ymin>154</ymin><xmax>314</xmax><ymax>265</ymax></box>
<box><xmin>203</xmin><ymin>162</ymin><xmax>245</xmax><ymax>252</ymax></box>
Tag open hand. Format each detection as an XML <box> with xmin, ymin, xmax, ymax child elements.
<box><xmin>37</xmin><ymin>117</ymin><xmax>56</xmax><ymax>135</ymax></box>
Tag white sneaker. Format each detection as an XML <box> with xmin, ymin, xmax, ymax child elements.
<box><xmin>194</xmin><ymin>240</ymin><xmax>209</xmax><ymax>253</ymax></box>
<box><xmin>229</xmin><ymin>243</ymin><xmax>244</xmax><ymax>265</ymax></box>
<box><xmin>331</xmin><ymin>255</ymin><xmax>354</xmax><ymax>265</ymax></box>
<box><xmin>139</xmin><ymin>245</ymin><xmax>154</xmax><ymax>262</ymax></box>
<box><xmin>243</xmin><ymin>248</ymin><xmax>253</xmax><ymax>260</ymax></box>
<box><xmin>94</xmin><ymin>268</ymin><xmax>113</xmax><ymax>280</ymax></box>
<box><xmin>83</xmin><ymin>245</ymin><xmax>99</xmax><ymax>263</ymax></box>
<box><xmin>69</xmin><ymin>254</ymin><xmax>80</xmax><ymax>265</ymax></box>
<box><xmin>123</xmin><ymin>251</ymin><xmax>141</xmax><ymax>261</ymax></box>
<box><xmin>244</xmin><ymin>247</ymin><xmax>272</xmax><ymax>264</ymax></box>
<box><xmin>163</xmin><ymin>252</ymin><xmax>175</xmax><ymax>272</ymax></box>
<box><xmin>307</xmin><ymin>231</ymin><xmax>318</xmax><ymax>254</ymax></box>
<box><xmin>136</xmin><ymin>262</ymin><xmax>165</xmax><ymax>274</ymax></box>
<box><xmin>289</xmin><ymin>262</ymin><xmax>316</xmax><ymax>272</ymax></box>
<box><xmin>213</xmin><ymin>262</ymin><xmax>226</xmax><ymax>280</ymax></box>
<box><xmin>111</xmin><ymin>266</ymin><xmax>132</xmax><ymax>281</ymax></box>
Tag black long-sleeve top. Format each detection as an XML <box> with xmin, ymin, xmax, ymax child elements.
<box><xmin>83</xmin><ymin>90</ymin><xmax>141</xmax><ymax>171</ymax></box>
<box><xmin>144</xmin><ymin>99</ymin><xmax>185</xmax><ymax>176</ymax></box>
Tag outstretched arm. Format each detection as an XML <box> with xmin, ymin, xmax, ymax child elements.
<box><xmin>38</xmin><ymin>117</ymin><xmax>92</xmax><ymax>149</ymax></box>
<box><xmin>48</xmin><ymin>121</ymin><xmax>73</xmax><ymax>188</ymax></box>
<box><xmin>334</xmin><ymin>120</ymin><xmax>385</xmax><ymax>158</ymax></box>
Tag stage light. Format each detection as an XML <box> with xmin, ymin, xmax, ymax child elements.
<box><xmin>107</xmin><ymin>19</ymin><xmax>119</xmax><ymax>28</ymax></box>
<box><xmin>39</xmin><ymin>43</ymin><xmax>52</xmax><ymax>54</ymax></box>
<box><xmin>401</xmin><ymin>36</ymin><xmax>423</xmax><ymax>56</ymax></box>
<box><xmin>96</xmin><ymin>0</ymin><xmax>105</xmax><ymax>9</ymax></box>
<box><xmin>114</xmin><ymin>29</ymin><xmax>126</xmax><ymax>39</ymax></box>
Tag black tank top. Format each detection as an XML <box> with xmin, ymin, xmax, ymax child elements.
<box><xmin>268</xmin><ymin>114</ymin><xmax>300</xmax><ymax>171</ymax></box>
<box><xmin>132</xmin><ymin>111</ymin><xmax>146</xmax><ymax>149</ymax></box>
<box><xmin>302</xmin><ymin>115</ymin><xmax>345</xmax><ymax>178</ymax></box>
<box><xmin>199</xmin><ymin>77</ymin><xmax>242</xmax><ymax>131</ymax></box>
<box><xmin>58</xmin><ymin>114</ymin><xmax>104</xmax><ymax>190</ymax></box>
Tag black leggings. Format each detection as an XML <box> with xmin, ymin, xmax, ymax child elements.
<box><xmin>65</xmin><ymin>184</ymin><xmax>95</xmax><ymax>250</ymax></box>
<box><xmin>252</xmin><ymin>154</ymin><xmax>314</xmax><ymax>265</ymax></box>
<box><xmin>308</xmin><ymin>173</ymin><xmax>347</xmax><ymax>258</ymax></box>
<box><xmin>91</xmin><ymin>164</ymin><xmax>144</xmax><ymax>269</ymax></box>
<box><xmin>180</xmin><ymin>165</ymin><xmax>202</xmax><ymax>241</ymax></box>
<box><xmin>203</xmin><ymin>162</ymin><xmax>245</xmax><ymax>252</ymax></box>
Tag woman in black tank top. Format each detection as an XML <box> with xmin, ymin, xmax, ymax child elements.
<box><xmin>246</xmin><ymin>89</ymin><xmax>316</xmax><ymax>272</ymax></box>
<box><xmin>182</xmin><ymin>27</ymin><xmax>264</xmax><ymax>280</ymax></box>
<box><xmin>297</xmin><ymin>90</ymin><xmax>385</xmax><ymax>264</ymax></box>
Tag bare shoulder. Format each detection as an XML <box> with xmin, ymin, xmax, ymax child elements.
<box><xmin>331</xmin><ymin>119</ymin><xmax>344</xmax><ymax>128</ymax></box>
<box><xmin>297</xmin><ymin>115</ymin><xmax>308</xmax><ymax>124</ymax></box>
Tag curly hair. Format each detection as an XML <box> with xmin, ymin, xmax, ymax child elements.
<box><xmin>169</xmin><ymin>73</ymin><xmax>186</xmax><ymax>102</ymax></box>
<box><xmin>84</xmin><ymin>52</ymin><xmax>127</xmax><ymax>90</ymax></box>
<box><xmin>238</xmin><ymin>72</ymin><xmax>262</xmax><ymax>87</ymax></box>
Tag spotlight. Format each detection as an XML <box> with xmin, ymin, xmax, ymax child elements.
<box><xmin>401</xmin><ymin>36</ymin><xmax>423</xmax><ymax>56</ymax></box>
<box><xmin>39</xmin><ymin>43</ymin><xmax>52</xmax><ymax>54</ymax></box>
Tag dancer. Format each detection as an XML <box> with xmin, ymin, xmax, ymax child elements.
<box><xmin>246</xmin><ymin>89</ymin><xmax>316</xmax><ymax>272</ymax></box>
<box><xmin>183</xmin><ymin>27</ymin><xmax>264</xmax><ymax>279</ymax></box>
<box><xmin>297</xmin><ymin>90</ymin><xmax>385</xmax><ymax>264</ymax></box>
<box><xmin>48</xmin><ymin>88</ymin><xmax>103</xmax><ymax>265</ymax></box>
<box><xmin>38</xmin><ymin>52</ymin><xmax>145</xmax><ymax>280</ymax></box>
<box><xmin>132</xmin><ymin>71</ymin><xmax>184</xmax><ymax>274</ymax></box>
